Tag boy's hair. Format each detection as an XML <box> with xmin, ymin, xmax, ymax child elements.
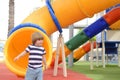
<box><xmin>31</xmin><ymin>32</ymin><xmax>44</xmax><ymax>45</ymax></box>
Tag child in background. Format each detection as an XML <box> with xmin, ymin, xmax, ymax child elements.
<box><xmin>14</xmin><ymin>32</ymin><xmax>47</xmax><ymax>80</ymax></box>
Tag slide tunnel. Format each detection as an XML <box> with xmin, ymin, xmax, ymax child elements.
<box><xmin>51</xmin><ymin>6</ymin><xmax>120</xmax><ymax>65</ymax></box>
<box><xmin>4</xmin><ymin>0</ymin><xmax>120</xmax><ymax>76</ymax></box>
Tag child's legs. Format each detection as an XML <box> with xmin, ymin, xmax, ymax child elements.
<box><xmin>25</xmin><ymin>67</ymin><xmax>36</xmax><ymax>80</ymax></box>
<box><xmin>36</xmin><ymin>67</ymin><xmax>43</xmax><ymax>80</ymax></box>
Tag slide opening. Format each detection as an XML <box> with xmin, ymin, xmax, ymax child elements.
<box><xmin>4</xmin><ymin>27</ymin><xmax>52</xmax><ymax>76</ymax></box>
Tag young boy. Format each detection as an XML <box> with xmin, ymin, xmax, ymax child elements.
<box><xmin>14</xmin><ymin>32</ymin><xmax>47</xmax><ymax>80</ymax></box>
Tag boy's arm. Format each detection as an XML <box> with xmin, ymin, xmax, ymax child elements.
<box><xmin>43</xmin><ymin>55</ymin><xmax>47</xmax><ymax>69</ymax></box>
<box><xmin>14</xmin><ymin>50</ymin><xmax>27</xmax><ymax>61</ymax></box>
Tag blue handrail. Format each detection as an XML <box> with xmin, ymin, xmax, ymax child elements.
<box><xmin>8</xmin><ymin>23</ymin><xmax>46</xmax><ymax>36</ymax></box>
<box><xmin>46</xmin><ymin>0</ymin><xmax>63</xmax><ymax>33</ymax></box>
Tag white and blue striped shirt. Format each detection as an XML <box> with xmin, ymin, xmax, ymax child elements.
<box><xmin>25</xmin><ymin>45</ymin><xmax>46</xmax><ymax>69</ymax></box>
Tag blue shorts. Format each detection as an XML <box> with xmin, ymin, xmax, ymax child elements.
<box><xmin>25</xmin><ymin>67</ymin><xmax>43</xmax><ymax>80</ymax></box>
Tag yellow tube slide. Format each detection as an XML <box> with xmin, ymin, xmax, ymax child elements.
<box><xmin>4</xmin><ymin>0</ymin><xmax>120</xmax><ymax>76</ymax></box>
<box><xmin>22</xmin><ymin>0</ymin><xmax>120</xmax><ymax>35</ymax></box>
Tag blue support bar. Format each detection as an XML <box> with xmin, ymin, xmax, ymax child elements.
<box><xmin>83</xmin><ymin>17</ymin><xmax>109</xmax><ymax>38</ymax></box>
<box><xmin>46</xmin><ymin>0</ymin><xmax>63</xmax><ymax>33</ymax></box>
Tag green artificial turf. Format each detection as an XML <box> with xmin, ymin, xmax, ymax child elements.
<box><xmin>68</xmin><ymin>61</ymin><xmax>120</xmax><ymax>80</ymax></box>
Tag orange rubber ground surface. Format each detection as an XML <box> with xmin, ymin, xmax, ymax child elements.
<box><xmin>0</xmin><ymin>63</ymin><xmax>92</xmax><ymax>80</ymax></box>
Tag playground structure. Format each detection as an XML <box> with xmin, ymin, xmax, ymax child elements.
<box><xmin>4</xmin><ymin>0</ymin><xmax>120</xmax><ymax>77</ymax></box>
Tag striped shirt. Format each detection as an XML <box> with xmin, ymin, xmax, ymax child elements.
<box><xmin>25</xmin><ymin>45</ymin><xmax>46</xmax><ymax>69</ymax></box>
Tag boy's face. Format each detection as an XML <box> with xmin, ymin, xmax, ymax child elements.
<box><xmin>35</xmin><ymin>38</ymin><xmax>44</xmax><ymax>46</ymax></box>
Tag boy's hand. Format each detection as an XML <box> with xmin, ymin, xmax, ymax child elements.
<box><xmin>14</xmin><ymin>56</ymin><xmax>19</xmax><ymax>61</ymax></box>
<box><xmin>44</xmin><ymin>64</ymin><xmax>47</xmax><ymax>70</ymax></box>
